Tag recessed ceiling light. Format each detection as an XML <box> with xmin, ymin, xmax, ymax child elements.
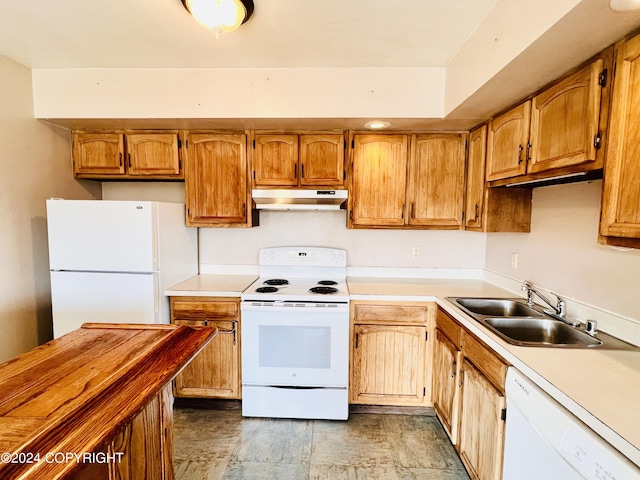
<box><xmin>610</xmin><ymin>0</ymin><xmax>640</xmax><ymax>11</ymax></box>
<box><xmin>364</xmin><ymin>121</ymin><xmax>391</xmax><ymax>129</ymax></box>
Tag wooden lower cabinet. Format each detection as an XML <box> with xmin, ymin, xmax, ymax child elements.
<box><xmin>458</xmin><ymin>359</ymin><xmax>506</xmax><ymax>480</ymax></box>
<box><xmin>433</xmin><ymin>308</ymin><xmax>508</xmax><ymax>480</ymax></box>
<box><xmin>170</xmin><ymin>297</ymin><xmax>241</xmax><ymax>399</ymax></box>
<box><xmin>350</xmin><ymin>301</ymin><xmax>434</xmax><ymax>406</ymax></box>
<box><xmin>432</xmin><ymin>328</ymin><xmax>462</xmax><ymax>442</ymax></box>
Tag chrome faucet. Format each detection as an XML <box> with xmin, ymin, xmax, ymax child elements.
<box><xmin>522</xmin><ymin>281</ymin><xmax>576</xmax><ymax>325</ymax></box>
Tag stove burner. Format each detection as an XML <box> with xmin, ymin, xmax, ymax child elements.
<box><xmin>317</xmin><ymin>280</ymin><xmax>338</xmax><ymax>286</ymax></box>
<box><xmin>256</xmin><ymin>286</ymin><xmax>279</xmax><ymax>293</ymax></box>
<box><xmin>309</xmin><ymin>286</ymin><xmax>339</xmax><ymax>295</ymax></box>
<box><xmin>263</xmin><ymin>279</ymin><xmax>289</xmax><ymax>286</ymax></box>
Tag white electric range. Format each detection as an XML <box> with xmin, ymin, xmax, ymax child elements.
<box><xmin>240</xmin><ymin>247</ymin><xmax>349</xmax><ymax>420</ymax></box>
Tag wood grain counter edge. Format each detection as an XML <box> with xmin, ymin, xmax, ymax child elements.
<box><xmin>0</xmin><ymin>323</ymin><xmax>217</xmax><ymax>480</ymax></box>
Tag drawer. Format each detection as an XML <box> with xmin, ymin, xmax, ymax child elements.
<box><xmin>436</xmin><ymin>309</ymin><xmax>463</xmax><ymax>347</ymax></box>
<box><xmin>353</xmin><ymin>303</ymin><xmax>430</xmax><ymax>325</ymax></box>
<box><xmin>171</xmin><ymin>297</ymin><xmax>239</xmax><ymax>322</ymax></box>
<box><xmin>462</xmin><ymin>332</ymin><xmax>507</xmax><ymax>392</ymax></box>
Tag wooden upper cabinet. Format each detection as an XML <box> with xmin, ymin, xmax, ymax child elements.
<box><xmin>73</xmin><ymin>131</ymin><xmax>183</xmax><ymax>179</ymax></box>
<box><xmin>486</xmin><ymin>54</ymin><xmax>609</xmax><ymax>185</ymax></box>
<box><xmin>465</xmin><ymin>125</ymin><xmax>486</xmax><ymax>230</ymax></box>
<box><xmin>252</xmin><ymin>133</ymin><xmax>345</xmax><ymax>187</ymax></box>
<box><xmin>73</xmin><ymin>133</ymin><xmax>125</xmax><ymax>175</ymax></box>
<box><xmin>600</xmin><ymin>33</ymin><xmax>640</xmax><ymax>245</ymax></box>
<box><xmin>184</xmin><ymin>133</ymin><xmax>250</xmax><ymax>227</ymax></box>
<box><xmin>299</xmin><ymin>134</ymin><xmax>345</xmax><ymax>186</ymax></box>
<box><xmin>253</xmin><ymin>134</ymin><xmax>298</xmax><ymax>186</ymax></box>
<box><xmin>407</xmin><ymin>133</ymin><xmax>466</xmax><ymax>228</ymax></box>
<box><xmin>486</xmin><ymin>101</ymin><xmax>531</xmax><ymax>182</ymax></box>
<box><xmin>126</xmin><ymin>133</ymin><xmax>181</xmax><ymax>176</ymax></box>
<box><xmin>349</xmin><ymin>134</ymin><xmax>408</xmax><ymax>227</ymax></box>
<box><xmin>528</xmin><ymin>59</ymin><xmax>604</xmax><ymax>173</ymax></box>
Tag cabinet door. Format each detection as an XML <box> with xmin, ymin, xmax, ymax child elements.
<box><xmin>465</xmin><ymin>125</ymin><xmax>487</xmax><ymax>231</ymax></box>
<box><xmin>73</xmin><ymin>132</ymin><xmax>125</xmax><ymax>175</ymax></box>
<box><xmin>253</xmin><ymin>134</ymin><xmax>298</xmax><ymax>186</ymax></box>
<box><xmin>351</xmin><ymin>324</ymin><xmax>426</xmax><ymax>406</ymax></box>
<box><xmin>185</xmin><ymin>133</ymin><xmax>249</xmax><ymax>226</ymax></box>
<box><xmin>486</xmin><ymin>102</ymin><xmax>531</xmax><ymax>181</ymax></box>
<box><xmin>407</xmin><ymin>133</ymin><xmax>466</xmax><ymax>228</ymax></box>
<box><xmin>299</xmin><ymin>134</ymin><xmax>345</xmax><ymax>186</ymax></box>
<box><xmin>350</xmin><ymin>134</ymin><xmax>408</xmax><ymax>227</ymax></box>
<box><xmin>458</xmin><ymin>359</ymin><xmax>506</xmax><ymax>480</ymax></box>
<box><xmin>432</xmin><ymin>329</ymin><xmax>461</xmax><ymax>443</ymax></box>
<box><xmin>528</xmin><ymin>60</ymin><xmax>604</xmax><ymax>173</ymax></box>
<box><xmin>601</xmin><ymin>34</ymin><xmax>640</xmax><ymax>241</ymax></box>
<box><xmin>173</xmin><ymin>319</ymin><xmax>239</xmax><ymax>398</ymax></box>
<box><xmin>126</xmin><ymin>133</ymin><xmax>181</xmax><ymax>176</ymax></box>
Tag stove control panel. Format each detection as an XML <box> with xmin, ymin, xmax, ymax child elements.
<box><xmin>259</xmin><ymin>247</ymin><xmax>346</xmax><ymax>267</ymax></box>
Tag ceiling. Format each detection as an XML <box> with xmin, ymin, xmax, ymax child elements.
<box><xmin>0</xmin><ymin>0</ymin><xmax>499</xmax><ymax>69</ymax></box>
<box><xmin>3</xmin><ymin>0</ymin><xmax>640</xmax><ymax>131</ymax></box>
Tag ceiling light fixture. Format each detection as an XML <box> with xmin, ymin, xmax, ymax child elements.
<box><xmin>364</xmin><ymin>120</ymin><xmax>391</xmax><ymax>130</ymax></box>
<box><xmin>609</xmin><ymin>0</ymin><xmax>640</xmax><ymax>11</ymax></box>
<box><xmin>181</xmin><ymin>0</ymin><xmax>254</xmax><ymax>38</ymax></box>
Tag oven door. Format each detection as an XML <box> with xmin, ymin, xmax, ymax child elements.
<box><xmin>241</xmin><ymin>302</ymin><xmax>349</xmax><ymax>388</ymax></box>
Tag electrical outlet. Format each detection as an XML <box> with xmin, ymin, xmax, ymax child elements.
<box><xmin>412</xmin><ymin>246</ymin><xmax>421</xmax><ymax>259</ymax></box>
<box><xmin>510</xmin><ymin>252</ymin><xmax>518</xmax><ymax>269</ymax></box>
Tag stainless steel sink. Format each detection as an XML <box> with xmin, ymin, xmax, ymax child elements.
<box><xmin>483</xmin><ymin>317</ymin><xmax>602</xmax><ymax>347</ymax></box>
<box><xmin>446</xmin><ymin>297</ymin><xmax>639</xmax><ymax>350</ymax></box>
<box><xmin>454</xmin><ymin>298</ymin><xmax>542</xmax><ymax>317</ymax></box>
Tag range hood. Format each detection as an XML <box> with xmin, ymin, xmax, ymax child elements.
<box><xmin>252</xmin><ymin>189</ymin><xmax>348</xmax><ymax>211</ymax></box>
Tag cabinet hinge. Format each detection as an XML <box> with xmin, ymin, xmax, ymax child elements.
<box><xmin>501</xmin><ymin>408</ymin><xmax>507</xmax><ymax>421</ymax></box>
<box><xmin>594</xmin><ymin>132</ymin><xmax>602</xmax><ymax>149</ymax></box>
<box><xmin>598</xmin><ymin>68</ymin><xmax>608</xmax><ymax>87</ymax></box>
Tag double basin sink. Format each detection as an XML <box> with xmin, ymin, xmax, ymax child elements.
<box><xmin>448</xmin><ymin>297</ymin><xmax>637</xmax><ymax>349</ymax></box>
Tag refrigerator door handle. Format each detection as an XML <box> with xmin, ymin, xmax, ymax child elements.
<box><xmin>153</xmin><ymin>230</ymin><xmax>158</xmax><ymax>266</ymax></box>
<box><xmin>154</xmin><ymin>277</ymin><xmax>160</xmax><ymax>314</ymax></box>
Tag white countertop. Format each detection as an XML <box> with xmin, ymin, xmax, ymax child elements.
<box><xmin>165</xmin><ymin>274</ymin><xmax>257</xmax><ymax>297</ymax></box>
<box><xmin>164</xmin><ymin>273</ymin><xmax>640</xmax><ymax>468</ymax></box>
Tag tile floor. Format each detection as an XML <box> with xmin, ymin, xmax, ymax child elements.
<box><xmin>173</xmin><ymin>408</ymin><xmax>470</xmax><ymax>480</ymax></box>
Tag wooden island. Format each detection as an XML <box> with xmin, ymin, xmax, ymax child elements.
<box><xmin>0</xmin><ymin>323</ymin><xmax>216</xmax><ymax>480</ymax></box>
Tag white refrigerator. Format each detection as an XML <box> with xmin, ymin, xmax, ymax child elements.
<box><xmin>47</xmin><ymin>199</ymin><xmax>198</xmax><ymax>338</ymax></box>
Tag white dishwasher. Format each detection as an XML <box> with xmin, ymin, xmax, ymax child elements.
<box><xmin>503</xmin><ymin>368</ymin><xmax>640</xmax><ymax>480</ymax></box>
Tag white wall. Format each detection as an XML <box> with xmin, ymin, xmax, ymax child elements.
<box><xmin>102</xmin><ymin>182</ymin><xmax>487</xmax><ymax>271</ymax></box>
<box><xmin>485</xmin><ymin>180</ymin><xmax>640</xmax><ymax>322</ymax></box>
<box><xmin>0</xmin><ymin>55</ymin><xmax>101</xmax><ymax>363</ymax></box>
<box><xmin>32</xmin><ymin>67</ymin><xmax>445</xmax><ymax>120</ymax></box>
<box><xmin>198</xmin><ymin>211</ymin><xmax>486</xmax><ymax>270</ymax></box>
